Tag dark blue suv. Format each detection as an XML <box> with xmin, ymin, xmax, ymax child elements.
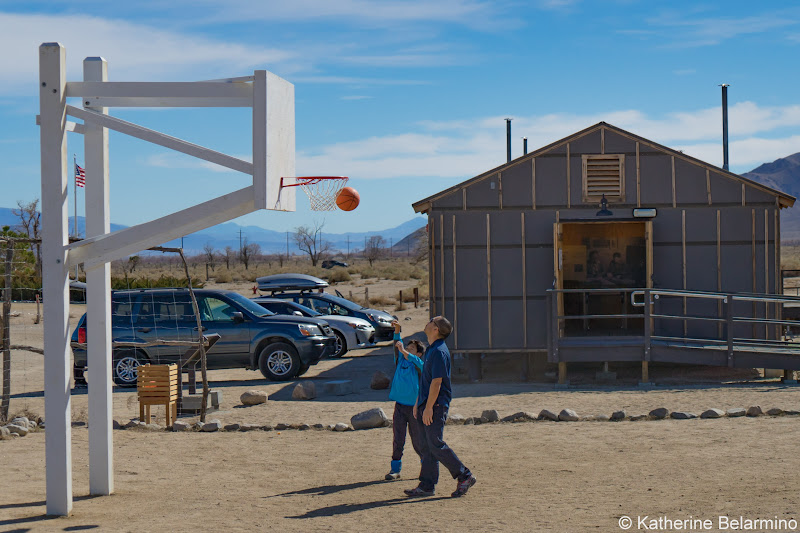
<box><xmin>71</xmin><ymin>288</ymin><xmax>336</xmax><ymax>386</ymax></box>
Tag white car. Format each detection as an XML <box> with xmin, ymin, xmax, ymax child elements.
<box><xmin>253</xmin><ymin>298</ymin><xmax>375</xmax><ymax>358</ymax></box>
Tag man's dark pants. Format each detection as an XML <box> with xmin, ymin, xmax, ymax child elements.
<box><xmin>416</xmin><ymin>403</ymin><xmax>470</xmax><ymax>490</ymax></box>
<box><xmin>392</xmin><ymin>403</ymin><xmax>425</xmax><ymax>462</ymax></box>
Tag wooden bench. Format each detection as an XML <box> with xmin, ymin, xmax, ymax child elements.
<box><xmin>137</xmin><ymin>364</ymin><xmax>178</xmax><ymax>426</ymax></box>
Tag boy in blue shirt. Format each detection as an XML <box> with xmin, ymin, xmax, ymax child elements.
<box><xmin>403</xmin><ymin>315</ymin><xmax>476</xmax><ymax>498</ymax></box>
<box><xmin>385</xmin><ymin>321</ymin><xmax>425</xmax><ymax>480</ymax></box>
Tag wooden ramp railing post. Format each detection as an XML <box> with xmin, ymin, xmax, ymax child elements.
<box><xmin>642</xmin><ymin>289</ymin><xmax>651</xmax><ymax>385</ymax></box>
<box><xmin>726</xmin><ymin>295</ymin><xmax>734</xmax><ymax>367</ymax></box>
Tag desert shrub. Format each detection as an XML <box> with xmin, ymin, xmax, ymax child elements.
<box><xmin>111</xmin><ymin>275</ymin><xmax>203</xmax><ymax>290</ymax></box>
<box><xmin>368</xmin><ymin>295</ymin><xmax>395</xmax><ymax>307</ymax></box>
<box><xmin>327</xmin><ymin>268</ymin><xmax>351</xmax><ymax>283</ymax></box>
<box><xmin>360</xmin><ymin>267</ymin><xmax>377</xmax><ymax>279</ymax></box>
<box><xmin>214</xmin><ymin>270</ymin><xmax>232</xmax><ymax>283</ymax></box>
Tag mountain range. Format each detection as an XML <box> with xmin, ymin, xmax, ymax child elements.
<box><xmin>4</xmin><ymin>153</ymin><xmax>800</xmax><ymax>251</ymax></box>
<box><xmin>0</xmin><ymin>207</ymin><xmax>427</xmax><ymax>256</ymax></box>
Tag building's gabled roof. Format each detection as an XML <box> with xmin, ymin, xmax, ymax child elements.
<box><xmin>412</xmin><ymin>121</ymin><xmax>796</xmax><ymax>213</ymax></box>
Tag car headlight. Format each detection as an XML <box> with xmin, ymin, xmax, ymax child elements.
<box><xmin>298</xmin><ymin>324</ymin><xmax>323</xmax><ymax>336</ymax></box>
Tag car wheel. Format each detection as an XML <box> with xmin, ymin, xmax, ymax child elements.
<box><xmin>113</xmin><ymin>350</ymin><xmax>147</xmax><ymax>387</ymax></box>
<box><xmin>258</xmin><ymin>342</ymin><xmax>300</xmax><ymax>381</ymax></box>
<box><xmin>331</xmin><ymin>331</ymin><xmax>348</xmax><ymax>358</ymax></box>
<box><xmin>296</xmin><ymin>363</ymin><xmax>311</xmax><ymax>377</ymax></box>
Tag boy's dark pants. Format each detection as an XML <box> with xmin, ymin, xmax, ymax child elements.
<box><xmin>392</xmin><ymin>403</ymin><xmax>425</xmax><ymax>462</ymax></box>
<box><xmin>416</xmin><ymin>403</ymin><xmax>470</xmax><ymax>490</ymax></box>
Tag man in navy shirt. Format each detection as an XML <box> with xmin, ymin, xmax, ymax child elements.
<box><xmin>404</xmin><ymin>315</ymin><xmax>476</xmax><ymax>498</ymax></box>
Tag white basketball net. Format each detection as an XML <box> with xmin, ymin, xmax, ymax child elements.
<box><xmin>297</xmin><ymin>177</ymin><xmax>349</xmax><ymax>211</ymax></box>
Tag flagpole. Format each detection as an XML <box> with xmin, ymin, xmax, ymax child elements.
<box><xmin>73</xmin><ymin>154</ymin><xmax>78</xmax><ymax>281</ymax></box>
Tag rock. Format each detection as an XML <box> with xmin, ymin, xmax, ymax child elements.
<box><xmin>481</xmin><ymin>410</ymin><xmax>500</xmax><ymax>423</ymax></box>
<box><xmin>785</xmin><ymin>410</ymin><xmax>800</xmax><ymax>416</ymax></box>
<box><xmin>72</xmin><ymin>421</ymin><xmax>86</xmax><ymax>427</ymax></box>
<box><xmin>630</xmin><ymin>414</ymin><xmax>648</xmax><ymax>421</ymax></box>
<box><xmin>404</xmin><ymin>317</ymin><xmax>412</xmax><ymax>321</ymax></box>
<box><xmin>0</xmin><ymin>426</ymin><xmax>10</xmax><ymax>439</ymax></box>
<box><xmin>292</xmin><ymin>381</ymin><xmax>317</xmax><ymax>400</ymax></box>
<box><xmin>201</xmin><ymin>420</ymin><xmax>222</xmax><ymax>432</ymax></box>
<box><xmin>275</xmin><ymin>423</ymin><xmax>289</xmax><ymax>431</ymax></box>
<box><xmin>298</xmin><ymin>423</ymin><xmax>311</xmax><ymax>431</ymax></box>
<box><xmin>240</xmin><ymin>390</ymin><xmax>268</xmax><ymax>406</ymax></box>
<box><xmin>447</xmin><ymin>414</ymin><xmax>466</xmax><ymax>425</ymax></box>
<box><xmin>124</xmin><ymin>420</ymin><xmax>140</xmax><ymax>429</ymax></box>
<box><xmin>112</xmin><ymin>420</ymin><xmax>121</xmax><ymax>430</ymax></box>
<box><xmin>463</xmin><ymin>417</ymin><xmax>475</xmax><ymax>425</ymax></box>
<box><xmin>312</xmin><ymin>423</ymin><xmax>325</xmax><ymax>430</ymax></box>
<box><xmin>746</xmin><ymin>406</ymin><xmax>763</xmax><ymax>417</ymax></box>
<box><xmin>700</xmin><ymin>409</ymin><xmax>725</xmax><ymax>419</ymax></box>
<box><xmin>27</xmin><ymin>420</ymin><xmax>37</xmax><ymax>429</ymax></box>
<box><xmin>558</xmin><ymin>409</ymin><xmax>579</xmax><ymax>422</ymax></box>
<box><xmin>351</xmin><ymin>408</ymin><xmax>389</xmax><ymax>430</ymax></box>
<box><xmin>538</xmin><ymin>409</ymin><xmax>559</xmax><ymax>421</ymax></box>
<box><xmin>11</xmin><ymin>417</ymin><xmax>29</xmax><ymax>428</ymax></box>
<box><xmin>7</xmin><ymin>424</ymin><xmax>29</xmax><ymax>436</ymax></box>
<box><xmin>727</xmin><ymin>408</ymin><xmax>746</xmax><ymax>417</ymax></box>
<box><xmin>326</xmin><ymin>424</ymin><xmax>336</xmax><ymax>431</ymax></box>
<box><xmin>472</xmin><ymin>417</ymin><xmax>483</xmax><ymax>425</ymax></box>
<box><xmin>172</xmin><ymin>421</ymin><xmax>191</xmax><ymax>432</ymax></box>
<box><xmin>334</xmin><ymin>422</ymin><xmax>350</xmax><ymax>432</ymax></box>
<box><xmin>194</xmin><ymin>422</ymin><xmax>205</xmax><ymax>431</ymax></box>
<box><xmin>500</xmin><ymin>412</ymin><xmax>537</xmax><ymax>423</ymax></box>
<box><xmin>224</xmin><ymin>423</ymin><xmax>241</xmax><ymax>432</ymax></box>
<box><xmin>649</xmin><ymin>408</ymin><xmax>670</xmax><ymax>420</ymax></box>
<box><xmin>670</xmin><ymin>411</ymin><xmax>697</xmax><ymax>420</ymax></box>
<box><xmin>324</xmin><ymin>380</ymin><xmax>353</xmax><ymax>396</ymax></box>
<box><xmin>370</xmin><ymin>371</ymin><xmax>391</xmax><ymax>390</ymax></box>
<box><xmin>239</xmin><ymin>424</ymin><xmax>262</xmax><ymax>432</ymax></box>
<box><xmin>611</xmin><ymin>410</ymin><xmax>626</xmax><ymax>421</ymax></box>
<box><xmin>261</xmin><ymin>424</ymin><xmax>274</xmax><ymax>431</ymax></box>
<box><xmin>766</xmin><ymin>408</ymin><xmax>784</xmax><ymax>416</ymax></box>
<box><xmin>593</xmin><ymin>414</ymin><xmax>611</xmax><ymax>422</ymax></box>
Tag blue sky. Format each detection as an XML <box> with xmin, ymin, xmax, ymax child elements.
<box><xmin>2</xmin><ymin>1</ymin><xmax>800</xmax><ymax>235</ymax></box>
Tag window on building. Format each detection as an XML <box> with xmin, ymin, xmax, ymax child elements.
<box><xmin>582</xmin><ymin>154</ymin><xmax>625</xmax><ymax>203</ymax></box>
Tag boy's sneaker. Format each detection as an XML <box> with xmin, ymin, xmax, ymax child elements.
<box><xmin>404</xmin><ymin>485</ymin><xmax>435</xmax><ymax>497</ymax></box>
<box><xmin>451</xmin><ymin>474</ymin><xmax>476</xmax><ymax>497</ymax></box>
<box><xmin>385</xmin><ymin>471</ymin><xmax>401</xmax><ymax>480</ymax></box>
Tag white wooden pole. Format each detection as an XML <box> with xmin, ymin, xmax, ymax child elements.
<box><xmin>39</xmin><ymin>42</ymin><xmax>72</xmax><ymax>517</ymax></box>
<box><xmin>84</xmin><ymin>56</ymin><xmax>113</xmax><ymax>496</ymax></box>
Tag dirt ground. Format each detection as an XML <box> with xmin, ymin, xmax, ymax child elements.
<box><xmin>2</xmin><ymin>284</ymin><xmax>800</xmax><ymax>531</ymax></box>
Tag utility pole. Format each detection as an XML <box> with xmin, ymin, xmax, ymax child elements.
<box><xmin>286</xmin><ymin>231</ymin><xmax>289</xmax><ymax>257</ymax></box>
<box><xmin>389</xmin><ymin>237</ymin><xmax>393</xmax><ymax>258</ymax></box>
<box><xmin>347</xmin><ymin>235</ymin><xmax>350</xmax><ymax>258</ymax></box>
<box><xmin>238</xmin><ymin>229</ymin><xmax>243</xmax><ymax>257</ymax></box>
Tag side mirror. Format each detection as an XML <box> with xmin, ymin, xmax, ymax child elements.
<box><xmin>232</xmin><ymin>312</ymin><xmax>244</xmax><ymax>323</ymax></box>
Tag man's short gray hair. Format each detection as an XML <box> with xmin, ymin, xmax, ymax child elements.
<box><xmin>433</xmin><ymin>316</ymin><xmax>452</xmax><ymax>339</ymax></box>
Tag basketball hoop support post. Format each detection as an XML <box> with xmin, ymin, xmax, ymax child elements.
<box><xmin>38</xmin><ymin>42</ymin><xmax>295</xmax><ymax>516</ymax></box>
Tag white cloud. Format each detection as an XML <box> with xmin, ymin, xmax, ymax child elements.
<box><xmin>292</xmin><ymin>102</ymin><xmax>800</xmax><ymax>181</ymax></box>
<box><xmin>645</xmin><ymin>10</ymin><xmax>800</xmax><ymax>48</ymax></box>
<box><xmin>0</xmin><ymin>12</ymin><xmax>296</xmax><ymax>93</ymax></box>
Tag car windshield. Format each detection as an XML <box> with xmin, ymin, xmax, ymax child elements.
<box><xmin>316</xmin><ymin>293</ymin><xmax>365</xmax><ymax>310</ymax></box>
<box><xmin>227</xmin><ymin>292</ymin><xmax>274</xmax><ymax>317</ymax></box>
<box><xmin>291</xmin><ymin>302</ymin><xmax>321</xmax><ymax>317</ymax></box>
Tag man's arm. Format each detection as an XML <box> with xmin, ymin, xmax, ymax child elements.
<box><xmin>422</xmin><ymin>378</ymin><xmax>442</xmax><ymax>425</ymax></box>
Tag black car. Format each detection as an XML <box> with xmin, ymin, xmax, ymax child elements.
<box><xmin>256</xmin><ymin>274</ymin><xmax>397</xmax><ymax>342</ymax></box>
<box><xmin>321</xmin><ymin>260</ymin><xmax>349</xmax><ymax>269</ymax></box>
<box><xmin>70</xmin><ymin>288</ymin><xmax>336</xmax><ymax>385</ymax></box>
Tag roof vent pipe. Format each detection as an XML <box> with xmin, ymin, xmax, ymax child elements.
<box><xmin>720</xmin><ymin>83</ymin><xmax>730</xmax><ymax>171</ymax></box>
<box><xmin>523</xmin><ymin>137</ymin><xmax>528</xmax><ymax>155</ymax></box>
<box><xmin>505</xmin><ymin>118</ymin><xmax>512</xmax><ymax>163</ymax></box>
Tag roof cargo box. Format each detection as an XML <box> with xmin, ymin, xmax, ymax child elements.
<box><xmin>256</xmin><ymin>273</ymin><xmax>329</xmax><ymax>293</ymax></box>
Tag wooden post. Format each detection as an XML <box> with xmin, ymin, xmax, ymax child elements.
<box><xmin>35</xmin><ymin>293</ymin><xmax>41</xmax><ymax>324</ymax></box>
<box><xmin>349</xmin><ymin>290</ymin><xmax>353</xmax><ymax>302</ymax></box>
<box><xmin>84</xmin><ymin>55</ymin><xmax>114</xmax><ymax>497</ymax></box>
<box><xmin>413</xmin><ymin>287</ymin><xmax>419</xmax><ymax>308</ymax></box>
<box><xmin>40</xmin><ymin>42</ymin><xmax>73</xmax><ymax>517</ymax></box>
<box><xmin>1</xmin><ymin>243</ymin><xmax>12</xmax><ymax>422</ymax></box>
<box><xmin>398</xmin><ymin>290</ymin><xmax>403</xmax><ymax>305</ymax></box>
<box><xmin>558</xmin><ymin>361</ymin><xmax>567</xmax><ymax>385</ymax></box>
<box><xmin>364</xmin><ymin>287</ymin><xmax>369</xmax><ymax>307</ymax></box>
<box><xmin>641</xmin><ymin>362</ymin><xmax>649</xmax><ymax>383</ymax></box>
<box><xmin>726</xmin><ymin>295</ymin><xmax>734</xmax><ymax>367</ymax></box>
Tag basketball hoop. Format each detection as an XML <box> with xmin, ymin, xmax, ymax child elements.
<box><xmin>279</xmin><ymin>176</ymin><xmax>349</xmax><ymax>211</ymax></box>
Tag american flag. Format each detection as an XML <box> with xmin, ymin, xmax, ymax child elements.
<box><xmin>75</xmin><ymin>163</ymin><xmax>85</xmax><ymax>188</ymax></box>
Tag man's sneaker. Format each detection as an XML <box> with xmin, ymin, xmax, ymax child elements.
<box><xmin>385</xmin><ymin>471</ymin><xmax>401</xmax><ymax>480</ymax></box>
<box><xmin>404</xmin><ymin>485</ymin><xmax>435</xmax><ymax>497</ymax></box>
<box><xmin>451</xmin><ymin>474</ymin><xmax>476</xmax><ymax>497</ymax></box>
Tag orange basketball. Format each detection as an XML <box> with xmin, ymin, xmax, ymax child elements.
<box><xmin>336</xmin><ymin>186</ymin><xmax>360</xmax><ymax>211</ymax></box>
